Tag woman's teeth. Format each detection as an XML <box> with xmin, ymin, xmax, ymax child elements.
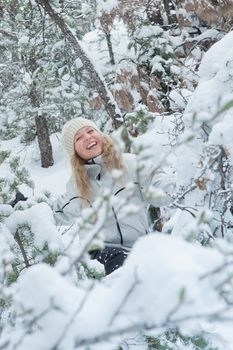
<box><xmin>87</xmin><ymin>142</ymin><xmax>97</xmax><ymax>149</ymax></box>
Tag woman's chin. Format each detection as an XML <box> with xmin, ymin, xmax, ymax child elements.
<box><xmin>87</xmin><ymin>149</ymin><xmax>102</xmax><ymax>159</ymax></box>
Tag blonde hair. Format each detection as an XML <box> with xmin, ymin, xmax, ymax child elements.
<box><xmin>71</xmin><ymin>135</ymin><xmax>124</xmax><ymax>202</ymax></box>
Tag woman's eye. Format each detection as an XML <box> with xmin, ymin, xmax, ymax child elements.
<box><xmin>88</xmin><ymin>129</ymin><xmax>94</xmax><ymax>134</ymax></box>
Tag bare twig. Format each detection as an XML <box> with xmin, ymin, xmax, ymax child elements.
<box><xmin>51</xmin><ymin>283</ymin><xmax>95</xmax><ymax>350</ymax></box>
<box><xmin>62</xmin><ymin>198</ymin><xmax>109</xmax><ymax>275</ymax></box>
<box><xmin>74</xmin><ymin>307</ymin><xmax>233</xmax><ymax>349</ymax></box>
<box><xmin>108</xmin><ymin>268</ymin><xmax>140</xmax><ymax>326</ymax></box>
<box><xmin>200</xmin><ymin>260</ymin><xmax>233</xmax><ymax>280</ymax></box>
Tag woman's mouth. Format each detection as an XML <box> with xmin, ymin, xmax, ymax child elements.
<box><xmin>86</xmin><ymin>141</ymin><xmax>97</xmax><ymax>150</ymax></box>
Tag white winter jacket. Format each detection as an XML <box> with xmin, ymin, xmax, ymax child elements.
<box><xmin>53</xmin><ymin>153</ymin><xmax>172</xmax><ymax>250</ymax></box>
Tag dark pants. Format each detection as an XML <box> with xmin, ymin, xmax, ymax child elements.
<box><xmin>90</xmin><ymin>247</ymin><xmax>128</xmax><ymax>275</ymax></box>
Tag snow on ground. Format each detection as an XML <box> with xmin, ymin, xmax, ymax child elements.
<box><xmin>1</xmin><ymin>133</ymin><xmax>71</xmax><ymax>198</ymax></box>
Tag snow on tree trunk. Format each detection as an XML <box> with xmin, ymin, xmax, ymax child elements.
<box><xmin>35</xmin><ymin>0</ymin><xmax>123</xmax><ymax>130</ymax></box>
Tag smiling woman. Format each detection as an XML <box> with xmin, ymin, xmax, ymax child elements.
<box><xmin>74</xmin><ymin>126</ymin><xmax>103</xmax><ymax>160</ymax></box>
<box><xmin>53</xmin><ymin>117</ymin><xmax>171</xmax><ymax>275</ymax></box>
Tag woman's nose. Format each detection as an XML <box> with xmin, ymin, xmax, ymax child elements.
<box><xmin>84</xmin><ymin>133</ymin><xmax>91</xmax><ymax>140</ymax></box>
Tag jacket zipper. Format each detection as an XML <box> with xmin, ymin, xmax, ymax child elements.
<box><xmin>111</xmin><ymin>206</ymin><xmax>123</xmax><ymax>245</ymax></box>
<box><xmin>113</xmin><ymin>187</ymin><xmax>127</xmax><ymax>245</ymax></box>
<box><xmin>95</xmin><ymin>172</ymin><xmax>124</xmax><ymax>245</ymax></box>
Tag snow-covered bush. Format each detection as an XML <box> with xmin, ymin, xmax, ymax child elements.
<box><xmin>1</xmin><ymin>233</ymin><xmax>233</xmax><ymax>349</ymax></box>
<box><xmin>0</xmin><ymin>148</ymin><xmax>34</xmax><ymax>205</ymax></box>
<box><xmin>166</xmin><ymin>31</ymin><xmax>233</xmax><ymax>244</ymax></box>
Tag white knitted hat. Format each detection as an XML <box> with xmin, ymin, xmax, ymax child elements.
<box><xmin>61</xmin><ymin>117</ymin><xmax>100</xmax><ymax>155</ymax></box>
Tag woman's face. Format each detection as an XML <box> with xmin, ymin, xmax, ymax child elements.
<box><xmin>74</xmin><ymin>126</ymin><xmax>103</xmax><ymax>160</ymax></box>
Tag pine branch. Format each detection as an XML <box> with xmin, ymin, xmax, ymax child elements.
<box><xmin>14</xmin><ymin>232</ymin><xmax>30</xmax><ymax>268</ymax></box>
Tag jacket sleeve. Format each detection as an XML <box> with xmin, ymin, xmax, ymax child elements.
<box><xmin>123</xmin><ymin>153</ymin><xmax>175</xmax><ymax>207</ymax></box>
<box><xmin>138</xmin><ymin>160</ymin><xmax>175</xmax><ymax>207</ymax></box>
<box><xmin>52</xmin><ymin>178</ymin><xmax>89</xmax><ymax>226</ymax></box>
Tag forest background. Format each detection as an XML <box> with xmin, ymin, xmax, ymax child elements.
<box><xmin>1</xmin><ymin>1</ymin><xmax>233</xmax><ymax>349</ymax></box>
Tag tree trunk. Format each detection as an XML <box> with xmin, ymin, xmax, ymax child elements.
<box><xmin>163</xmin><ymin>0</ymin><xmax>177</xmax><ymax>25</ymax></box>
<box><xmin>146</xmin><ymin>0</ymin><xmax>164</xmax><ymax>25</ymax></box>
<box><xmin>35</xmin><ymin>114</ymin><xmax>54</xmax><ymax>168</ymax></box>
<box><xmin>29</xmin><ymin>80</ymin><xmax>54</xmax><ymax>168</ymax></box>
<box><xmin>0</xmin><ymin>1</ymin><xmax>4</xmax><ymax>21</ymax></box>
<box><xmin>35</xmin><ymin>0</ymin><xmax>123</xmax><ymax>130</ymax></box>
<box><xmin>104</xmin><ymin>31</ymin><xmax>115</xmax><ymax>65</ymax></box>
